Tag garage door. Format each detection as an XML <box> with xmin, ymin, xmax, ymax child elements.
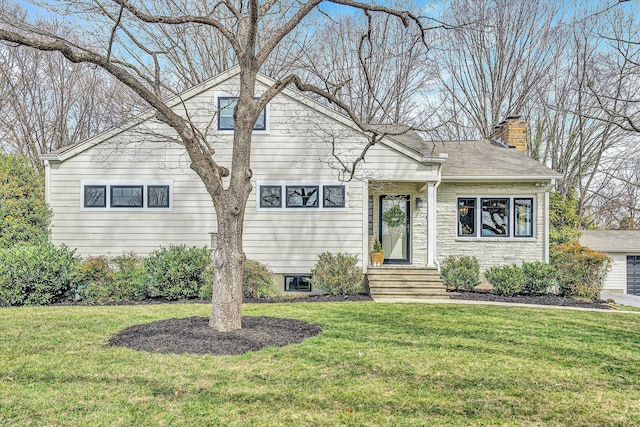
<box><xmin>627</xmin><ymin>256</ymin><xmax>640</xmax><ymax>295</ymax></box>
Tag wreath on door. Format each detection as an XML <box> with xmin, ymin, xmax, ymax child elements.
<box><xmin>382</xmin><ymin>205</ymin><xmax>406</xmax><ymax>228</ymax></box>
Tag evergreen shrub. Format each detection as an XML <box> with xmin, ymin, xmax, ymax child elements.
<box><xmin>440</xmin><ymin>255</ymin><xmax>481</xmax><ymax>290</ymax></box>
<box><xmin>145</xmin><ymin>245</ymin><xmax>211</xmax><ymax>299</ymax></box>
<box><xmin>485</xmin><ymin>264</ymin><xmax>525</xmax><ymax>296</ymax></box>
<box><xmin>551</xmin><ymin>243</ymin><xmax>610</xmax><ymax>300</ymax></box>
<box><xmin>0</xmin><ymin>243</ymin><xmax>78</xmax><ymax>306</ymax></box>
<box><xmin>311</xmin><ymin>252</ymin><xmax>363</xmax><ymax>295</ymax></box>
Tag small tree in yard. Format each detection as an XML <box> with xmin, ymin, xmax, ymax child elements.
<box><xmin>0</xmin><ymin>1</ymin><xmax>437</xmax><ymax>331</ymax></box>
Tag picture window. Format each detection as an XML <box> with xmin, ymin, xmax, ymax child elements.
<box><xmin>323</xmin><ymin>186</ymin><xmax>346</xmax><ymax>208</ymax></box>
<box><xmin>260</xmin><ymin>186</ymin><xmax>282</xmax><ymax>208</ymax></box>
<box><xmin>148</xmin><ymin>186</ymin><xmax>170</xmax><ymax>208</ymax></box>
<box><xmin>111</xmin><ymin>185</ymin><xmax>143</xmax><ymax>208</ymax></box>
<box><xmin>457</xmin><ymin>197</ymin><xmax>534</xmax><ymax>238</ymax></box>
<box><xmin>286</xmin><ymin>186</ymin><xmax>319</xmax><ymax>208</ymax></box>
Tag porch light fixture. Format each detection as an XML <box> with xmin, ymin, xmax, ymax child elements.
<box><xmin>416</xmin><ymin>197</ymin><xmax>424</xmax><ymax>209</ymax></box>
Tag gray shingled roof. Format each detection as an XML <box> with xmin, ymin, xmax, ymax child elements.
<box><xmin>580</xmin><ymin>230</ymin><xmax>640</xmax><ymax>252</ymax></box>
<box><xmin>396</xmin><ymin>138</ymin><xmax>560</xmax><ymax>180</ymax></box>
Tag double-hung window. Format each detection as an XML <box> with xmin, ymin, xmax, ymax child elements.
<box><xmin>217</xmin><ymin>97</ymin><xmax>266</xmax><ymax>131</ymax></box>
<box><xmin>457</xmin><ymin>197</ymin><xmax>533</xmax><ymax>238</ymax></box>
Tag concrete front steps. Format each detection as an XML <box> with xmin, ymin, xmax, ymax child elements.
<box><xmin>367</xmin><ymin>266</ymin><xmax>449</xmax><ymax>302</ymax></box>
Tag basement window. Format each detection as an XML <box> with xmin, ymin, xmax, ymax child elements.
<box><xmin>284</xmin><ymin>275</ymin><xmax>312</xmax><ymax>292</ymax></box>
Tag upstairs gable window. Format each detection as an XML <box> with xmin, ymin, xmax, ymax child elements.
<box><xmin>217</xmin><ymin>97</ymin><xmax>266</xmax><ymax>131</ymax></box>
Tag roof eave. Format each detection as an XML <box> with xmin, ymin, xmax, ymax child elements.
<box><xmin>442</xmin><ymin>175</ymin><xmax>560</xmax><ymax>182</ymax></box>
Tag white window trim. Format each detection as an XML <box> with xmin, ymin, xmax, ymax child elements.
<box><xmin>214</xmin><ymin>91</ymin><xmax>270</xmax><ymax>135</ymax></box>
<box><xmin>455</xmin><ymin>195</ymin><xmax>535</xmax><ymax>240</ymax></box>
<box><xmin>80</xmin><ymin>180</ymin><xmax>173</xmax><ymax>211</ymax></box>
<box><xmin>256</xmin><ymin>180</ymin><xmax>349</xmax><ymax>211</ymax></box>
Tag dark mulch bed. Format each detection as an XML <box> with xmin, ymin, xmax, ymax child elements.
<box><xmin>108</xmin><ymin>316</ymin><xmax>322</xmax><ymax>356</ymax></box>
<box><xmin>56</xmin><ymin>293</ymin><xmax>372</xmax><ymax>306</ymax></box>
<box><xmin>104</xmin><ymin>291</ymin><xmax>611</xmax><ymax>356</ymax></box>
<box><xmin>450</xmin><ymin>290</ymin><xmax>613</xmax><ymax>310</ymax></box>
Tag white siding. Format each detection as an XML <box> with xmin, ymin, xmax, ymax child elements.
<box><xmin>436</xmin><ymin>182</ymin><xmax>547</xmax><ymax>272</ymax></box>
<box><xmin>49</xmin><ymin>74</ymin><xmax>426</xmax><ymax>278</ymax></box>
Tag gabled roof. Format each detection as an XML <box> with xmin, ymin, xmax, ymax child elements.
<box><xmin>42</xmin><ymin>66</ymin><xmax>428</xmax><ymax>165</ymax></box>
<box><xmin>40</xmin><ymin>66</ymin><xmax>561</xmax><ymax>182</ymax></box>
<box><xmin>400</xmin><ymin>138</ymin><xmax>561</xmax><ymax>181</ymax></box>
<box><xmin>580</xmin><ymin>230</ymin><xmax>640</xmax><ymax>253</ymax></box>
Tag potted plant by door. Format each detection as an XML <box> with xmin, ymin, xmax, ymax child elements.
<box><xmin>370</xmin><ymin>238</ymin><xmax>385</xmax><ymax>266</ymax></box>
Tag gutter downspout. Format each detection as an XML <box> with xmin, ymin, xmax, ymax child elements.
<box><xmin>427</xmin><ymin>162</ymin><xmax>444</xmax><ymax>269</ymax></box>
<box><xmin>544</xmin><ymin>179</ymin><xmax>555</xmax><ymax>263</ymax></box>
<box><xmin>43</xmin><ymin>159</ymin><xmax>51</xmax><ymax>204</ymax></box>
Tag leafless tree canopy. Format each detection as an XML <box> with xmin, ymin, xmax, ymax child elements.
<box><xmin>0</xmin><ymin>0</ymin><xmax>443</xmax><ymax>332</ymax></box>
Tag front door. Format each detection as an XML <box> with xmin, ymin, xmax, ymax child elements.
<box><xmin>380</xmin><ymin>195</ymin><xmax>410</xmax><ymax>264</ymax></box>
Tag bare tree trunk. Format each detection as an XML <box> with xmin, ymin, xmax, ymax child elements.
<box><xmin>210</xmin><ymin>205</ymin><xmax>245</xmax><ymax>331</ymax></box>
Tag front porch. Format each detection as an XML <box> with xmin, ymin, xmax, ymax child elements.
<box><xmin>367</xmin><ymin>265</ymin><xmax>449</xmax><ymax>302</ymax></box>
<box><xmin>368</xmin><ymin>180</ymin><xmax>439</xmax><ymax>269</ymax></box>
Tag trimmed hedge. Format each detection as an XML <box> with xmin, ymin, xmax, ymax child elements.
<box><xmin>440</xmin><ymin>255</ymin><xmax>481</xmax><ymax>290</ymax></box>
<box><xmin>485</xmin><ymin>264</ymin><xmax>525</xmax><ymax>296</ymax></box>
<box><xmin>75</xmin><ymin>253</ymin><xmax>151</xmax><ymax>302</ymax></box>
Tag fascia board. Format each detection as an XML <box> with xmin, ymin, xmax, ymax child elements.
<box><xmin>442</xmin><ymin>175</ymin><xmax>560</xmax><ymax>182</ymax></box>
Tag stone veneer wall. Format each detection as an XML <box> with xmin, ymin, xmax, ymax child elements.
<box><xmin>436</xmin><ymin>181</ymin><xmax>547</xmax><ymax>271</ymax></box>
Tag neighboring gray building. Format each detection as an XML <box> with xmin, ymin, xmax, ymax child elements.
<box><xmin>581</xmin><ymin>230</ymin><xmax>640</xmax><ymax>296</ymax></box>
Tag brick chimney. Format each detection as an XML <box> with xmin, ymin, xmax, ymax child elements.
<box><xmin>492</xmin><ymin>115</ymin><xmax>527</xmax><ymax>154</ymax></box>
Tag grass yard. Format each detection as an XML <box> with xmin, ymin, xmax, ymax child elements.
<box><xmin>1</xmin><ymin>302</ymin><xmax>639</xmax><ymax>426</ymax></box>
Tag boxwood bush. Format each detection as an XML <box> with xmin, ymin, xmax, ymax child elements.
<box><xmin>311</xmin><ymin>252</ymin><xmax>363</xmax><ymax>295</ymax></box>
<box><xmin>440</xmin><ymin>255</ymin><xmax>481</xmax><ymax>290</ymax></box>
<box><xmin>521</xmin><ymin>261</ymin><xmax>556</xmax><ymax>295</ymax></box>
<box><xmin>0</xmin><ymin>243</ymin><xmax>78</xmax><ymax>306</ymax></box>
<box><xmin>145</xmin><ymin>245</ymin><xmax>212</xmax><ymax>299</ymax></box>
<box><xmin>485</xmin><ymin>264</ymin><xmax>525</xmax><ymax>296</ymax></box>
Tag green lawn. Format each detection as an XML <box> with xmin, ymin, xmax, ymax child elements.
<box><xmin>1</xmin><ymin>302</ymin><xmax>639</xmax><ymax>426</ymax></box>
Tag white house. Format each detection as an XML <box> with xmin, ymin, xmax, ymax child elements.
<box><xmin>41</xmin><ymin>67</ymin><xmax>561</xmax><ymax>297</ymax></box>
<box><xmin>580</xmin><ymin>230</ymin><xmax>640</xmax><ymax>296</ymax></box>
